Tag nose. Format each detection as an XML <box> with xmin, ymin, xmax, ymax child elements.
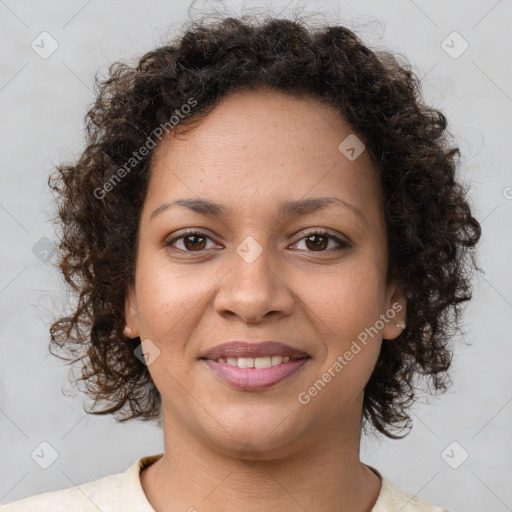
<box><xmin>213</xmin><ymin>241</ymin><xmax>295</xmax><ymax>325</ymax></box>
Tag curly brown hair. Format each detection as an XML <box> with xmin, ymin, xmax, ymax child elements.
<box><xmin>48</xmin><ymin>13</ymin><xmax>482</xmax><ymax>439</ymax></box>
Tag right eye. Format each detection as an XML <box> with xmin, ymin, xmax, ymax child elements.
<box><xmin>165</xmin><ymin>229</ymin><xmax>220</xmax><ymax>252</ymax></box>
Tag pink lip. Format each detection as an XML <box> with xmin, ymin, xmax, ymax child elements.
<box><xmin>203</xmin><ymin>358</ymin><xmax>310</xmax><ymax>390</ymax></box>
<box><xmin>200</xmin><ymin>341</ymin><xmax>309</xmax><ymax>360</ymax></box>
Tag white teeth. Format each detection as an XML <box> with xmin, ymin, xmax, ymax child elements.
<box><xmin>238</xmin><ymin>357</ymin><xmax>254</xmax><ymax>368</ymax></box>
<box><xmin>215</xmin><ymin>355</ymin><xmax>292</xmax><ymax>368</ymax></box>
<box><xmin>254</xmin><ymin>356</ymin><xmax>272</xmax><ymax>368</ymax></box>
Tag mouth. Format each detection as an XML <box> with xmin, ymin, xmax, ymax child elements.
<box><xmin>199</xmin><ymin>341</ymin><xmax>311</xmax><ymax>390</ymax></box>
<box><xmin>201</xmin><ymin>354</ymin><xmax>309</xmax><ymax>368</ymax></box>
<box><xmin>200</xmin><ymin>340</ymin><xmax>310</xmax><ymax>361</ymax></box>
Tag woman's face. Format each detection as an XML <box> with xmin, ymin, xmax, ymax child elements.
<box><xmin>125</xmin><ymin>88</ymin><xmax>406</xmax><ymax>457</ymax></box>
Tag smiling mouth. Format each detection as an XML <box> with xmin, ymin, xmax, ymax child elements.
<box><xmin>201</xmin><ymin>356</ymin><xmax>311</xmax><ymax>390</ymax></box>
<box><xmin>201</xmin><ymin>355</ymin><xmax>310</xmax><ymax>368</ymax></box>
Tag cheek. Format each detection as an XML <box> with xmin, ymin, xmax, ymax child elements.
<box><xmin>133</xmin><ymin>261</ymin><xmax>207</xmax><ymax>399</ymax></box>
<box><xmin>301</xmin><ymin>259</ymin><xmax>385</xmax><ymax>394</ymax></box>
<box><xmin>302</xmin><ymin>259</ymin><xmax>385</xmax><ymax>340</ymax></box>
<box><xmin>134</xmin><ymin>259</ymin><xmax>205</xmax><ymax>344</ymax></box>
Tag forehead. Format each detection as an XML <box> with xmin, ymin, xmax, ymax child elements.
<box><xmin>158</xmin><ymin>88</ymin><xmax>359</xmax><ymax>159</ymax></box>
<box><xmin>145</xmin><ymin>88</ymin><xmax>383</xmax><ymax>221</ymax></box>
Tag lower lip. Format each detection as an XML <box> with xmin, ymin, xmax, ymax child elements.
<box><xmin>203</xmin><ymin>358</ymin><xmax>310</xmax><ymax>390</ymax></box>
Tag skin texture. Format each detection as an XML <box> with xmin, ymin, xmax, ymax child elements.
<box><xmin>125</xmin><ymin>88</ymin><xmax>407</xmax><ymax>512</ymax></box>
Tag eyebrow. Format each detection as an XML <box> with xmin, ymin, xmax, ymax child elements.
<box><xmin>149</xmin><ymin>197</ymin><xmax>367</xmax><ymax>224</ymax></box>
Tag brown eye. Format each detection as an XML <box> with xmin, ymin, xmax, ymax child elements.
<box><xmin>165</xmin><ymin>230</ymin><xmax>216</xmax><ymax>252</ymax></box>
<box><xmin>293</xmin><ymin>230</ymin><xmax>350</xmax><ymax>252</ymax></box>
<box><xmin>305</xmin><ymin>234</ymin><xmax>329</xmax><ymax>251</ymax></box>
<box><xmin>182</xmin><ymin>234</ymin><xmax>207</xmax><ymax>251</ymax></box>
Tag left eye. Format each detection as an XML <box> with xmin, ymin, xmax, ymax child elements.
<box><xmin>292</xmin><ymin>231</ymin><xmax>350</xmax><ymax>252</ymax></box>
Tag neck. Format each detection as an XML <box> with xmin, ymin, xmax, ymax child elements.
<box><xmin>141</xmin><ymin>406</ymin><xmax>381</xmax><ymax>512</ymax></box>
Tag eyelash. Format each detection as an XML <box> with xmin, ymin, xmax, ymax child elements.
<box><xmin>165</xmin><ymin>228</ymin><xmax>350</xmax><ymax>253</ymax></box>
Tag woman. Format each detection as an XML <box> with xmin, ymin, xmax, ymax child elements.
<box><xmin>1</xmin><ymin>13</ymin><xmax>481</xmax><ymax>512</ymax></box>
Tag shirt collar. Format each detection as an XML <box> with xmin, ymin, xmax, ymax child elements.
<box><xmin>119</xmin><ymin>453</ymin><xmax>164</xmax><ymax>511</ymax></box>
<box><xmin>120</xmin><ymin>454</ymin><xmax>409</xmax><ymax>512</ymax></box>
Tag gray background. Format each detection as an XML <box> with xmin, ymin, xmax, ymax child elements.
<box><xmin>1</xmin><ymin>0</ymin><xmax>511</xmax><ymax>510</ymax></box>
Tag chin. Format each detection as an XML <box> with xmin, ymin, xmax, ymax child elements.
<box><xmin>199</xmin><ymin>412</ymin><xmax>309</xmax><ymax>461</ymax></box>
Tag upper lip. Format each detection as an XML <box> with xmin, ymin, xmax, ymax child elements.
<box><xmin>200</xmin><ymin>341</ymin><xmax>310</xmax><ymax>360</ymax></box>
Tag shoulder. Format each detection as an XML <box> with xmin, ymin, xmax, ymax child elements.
<box><xmin>369</xmin><ymin>466</ymin><xmax>452</xmax><ymax>512</ymax></box>
<box><xmin>0</xmin><ymin>453</ymin><xmax>163</xmax><ymax>512</ymax></box>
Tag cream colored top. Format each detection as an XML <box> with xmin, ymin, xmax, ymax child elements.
<box><xmin>0</xmin><ymin>453</ymin><xmax>450</xmax><ymax>511</ymax></box>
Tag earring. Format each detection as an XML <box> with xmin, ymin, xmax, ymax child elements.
<box><xmin>395</xmin><ymin>323</ymin><xmax>406</xmax><ymax>330</ymax></box>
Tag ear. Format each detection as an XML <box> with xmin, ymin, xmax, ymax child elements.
<box><xmin>381</xmin><ymin>280</ymin><xmax>408</xmax><ymax>341</ymax></box>
<box><xmin>124</xmin><ymin>283</ymin><xmax>140</xmax><ymax>339</ymax></box>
